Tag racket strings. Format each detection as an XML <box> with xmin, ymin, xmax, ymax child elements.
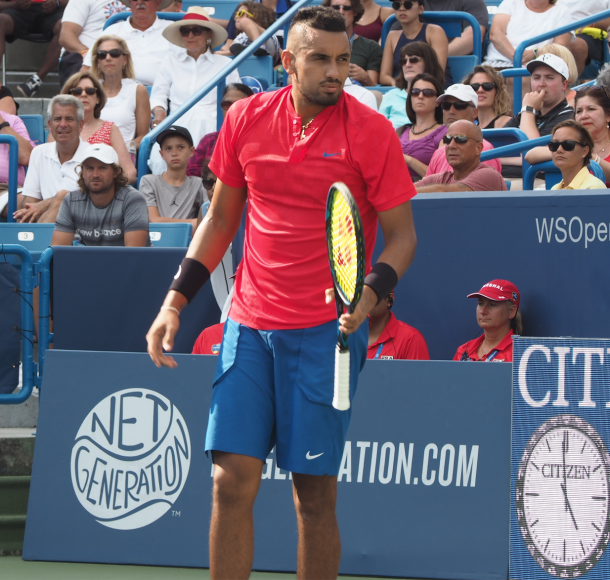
<box><xmin>331</xmin><ymin>195</ymin><xmax>358</xmax><ymax>301</ymax></box>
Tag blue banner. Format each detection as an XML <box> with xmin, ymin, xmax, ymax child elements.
<box><xmin>24</xmin><ymin>351</ymin><xmax>511</xmax><ymax>579</ymax></box>
<box><xmin>511</xmin><ymin>337</ymin><xmax>610</xmax><ymax>579</ymax></box>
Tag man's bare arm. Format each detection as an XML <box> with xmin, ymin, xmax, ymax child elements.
<box><xmin>340</xmin><ymin>201</ymin><xmax>417</xmax><ymax>334</ymax></box>
<box><xmin>415</xmin><ymin>183</ymin><xmax>472</xmax><ymax>193</ymax></box>
<box><xmin>146</xmin><ymin>180</ymin><xmax>248</xmax><ymax>367</ymax></box>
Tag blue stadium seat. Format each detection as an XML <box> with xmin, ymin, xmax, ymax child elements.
<box><xmin>149</xmin><ymin>222</ymin><xmax>192</xmax><ymax>247</ymax></box>
<box><xmin>447</xmin><ymin>55</ymin><xmax>478</xmax><ymax>83</ymax></box>
<box><xmin>240</xmin><ymin>75</ymin><xmax>267</xmax><ymax>93</ymax></box>
<box><xmin>236</xmin><ymin>56</ymin><xmax>274</xmax><ymax>87</ymax></box>
<box><xmin>0</xmin><ymin>223</ymin><xmax>55</xmax><ymax>264</ymax></box>
<box><xmin>482</xmin><ymin>127</ymin><xmax>532</xmax><ymax>180</ymax></box>
<box><xmin>19</xmin><ymin>115</ymin><xmax>45</xmax><ymax>146</ymax></box>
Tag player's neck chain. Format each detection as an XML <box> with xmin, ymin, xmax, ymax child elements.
<box><xmin>300</xmin><ymin>117</ymin><xmax>316</xmax><ymax>139</ymax></box>
<box><xmin>411</xmin><ymin>122</ymin><xmax>438</xmax><ymax>135</ymax></box>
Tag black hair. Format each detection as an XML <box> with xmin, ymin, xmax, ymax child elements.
<box><xmin>395</xmin><ymin>41</ymin><xmax>444</xmax><ymax>91</ymax></box>
<box><xmin>405</xmin><ymin>73</ymin><xmax>444</xmax><ymax>125</ymax></box>
<box><xmin>224</xmin><ymin>83</ymin><xmax>255</xmax><ymax>98</ymax></box>
<box><xmin>288</xmin><ymin>6</ymin><xmax>347</xmax><ymax>35</ymax></box>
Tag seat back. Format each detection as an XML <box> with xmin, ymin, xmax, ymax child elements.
<box><xmin>149</xmin><ymin>222</ymin><xmax>193</xmax><ymax>247</ymax></box>
<box><xmin>0</xmin><ymin>223</ymin><xmax>55</xmax><ymax>263</ymax></box>
<box><xmin>447</xmin><ymin>55</ymin><xmax>478</xmax><ymax>83</ymax></box>
<box><xmin>236</xmin><ymin>56</ymin><xmax>274</xmax><ymax>87</ymax></box>
<box><xmin>481</xmin><ymin>127</ymin><xmax>532</xmax><ymax>181</ymax></box>
<box><xmin>19</xmin><ymin>114</ymin><xmax>45</xmax><ymax>146</ymax></box>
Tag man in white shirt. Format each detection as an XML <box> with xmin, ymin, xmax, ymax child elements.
<box><xmin>13</xmin><ymin>95</ymin><xmax>89</xmax><ymax>224</ymax></box>
<box><xmin>557</xmin><ymin>0</ymin><xmax>610</xmax><ymax>76</ymax></box>
<box><xmin>82</xmin><ymin>0</ymin><xmax>181</xmax><ymax>86</ymax></box>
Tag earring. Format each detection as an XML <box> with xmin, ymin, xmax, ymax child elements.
<box><xmin>207</xmin><ymin>38</ymin><xmax>211</xmax><ymax>44</ymax></box>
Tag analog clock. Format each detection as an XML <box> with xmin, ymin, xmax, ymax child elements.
<box><xmin>516</xmin><ymin>414</ymin><xmax>610</xmax><ymax>578</ymax></box>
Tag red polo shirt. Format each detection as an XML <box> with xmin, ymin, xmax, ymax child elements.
<box><xmin>453</xmin><ymin>330</ymin><xmax>514</xmax><ymax>362</ymax></box>
<box><xmin>192</xmin><ymin>322</ymin><xmax>225</xmax><ymax>355</ymax></box>
<box><xmin>209</xmin><ymin>85</ymin><xmax>416</xmax><ymax>330</ymax></box>
<box><xmin>367</xmin><ymin>312</ymin><xmax>430</xmax><ymax>360</ymax></box>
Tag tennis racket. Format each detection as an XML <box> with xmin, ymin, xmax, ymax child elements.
<box><xmin>326</xmin><ymin>182</ymin><xmax>366</xmax><ymax>411</ymax></box>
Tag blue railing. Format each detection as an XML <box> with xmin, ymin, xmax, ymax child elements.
<box><xmin>137</xmin><ymin>0</ymin><xmax>314</xmax><ymax>184</ymax></box>
<box><xmin>38</xmin><ymin>247</ymin><xmax>53</xmax><ymax>379</ymax></box>
<box><xmin>4</xmin><ymin>134</ymin><xmax>20</xmax><ymax>224</ymax></box>
<box><xmin>510</xmin><ymin>9</ymin><xmax>610</xmax><ymax>110</ymax></box>
<box><xmin>0</xmin><ymin>245</ymin><xmax>37</xmax><ymax>403</ymax></box>
<box><xmin>481</xmin><ymin>134</ymin><xmax>550</xmax><ymax>162</ymax></box>
<box><xmin>381</xmin><ymin>11</ymin><xmax>482</xmax><ymax>61</ymax></box>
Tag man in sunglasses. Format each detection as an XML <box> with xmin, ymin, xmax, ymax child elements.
<box><xmin>425</xmin><ymin>84</ymin><xmax>502</xmax><ymax>176</ymax></box>
<box><xmin>416</xmin><ymin>120</ymin><xmax>507</xmax><ymax>193</ymax></box>
<box><xmin>81</xmin><ymin>0</ymin><xmax>181</xmax><ymax>86</ymax></box>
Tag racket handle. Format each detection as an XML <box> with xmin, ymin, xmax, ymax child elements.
<box><xmin>333</xmin><ymin>346</ymin><xmax>351</xmax><ymax>411</ymax></box>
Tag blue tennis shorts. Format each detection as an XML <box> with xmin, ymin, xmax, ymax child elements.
<box><xmin>205</xmin><ymin>317</ymin><xmax>369</xmax><ymax>476</ymax></box>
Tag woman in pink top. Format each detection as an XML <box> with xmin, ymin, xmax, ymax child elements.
<box><xmin>51</xmin><ymin>72</ymin><xmax>137</xmax><ymax>183</ymax></box>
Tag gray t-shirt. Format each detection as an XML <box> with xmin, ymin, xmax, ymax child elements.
<box><xmin>55</xmin><ymin>185</ymin><xmax>150</xmax><ymax>246</ymax></box>
<box><xmin>140</xmin><ymin>174</ymin><xmax>205</xmax><ymax>220</ymax></box>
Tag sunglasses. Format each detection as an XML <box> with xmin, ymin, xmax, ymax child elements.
<box><xmin>96</xmin><ymin>49</ymin><xmax>124</xmax><ymax>60</ymax></box>
<box><xmin>547</xmin><ymin>140</ymin><xmax>586</xmax><ymax>152</ymax></box>
<box><xmin>442</xmin><ymin>134</ymin><xmax>480</xmax><ymax>145</ymax></box>
<box><xmin>401</xmin><ymin>56</ymin><xmax>421</xmax><ymax>65</ymax></box>
<box><xmin>575</xmin><ymin>83</ymin><xmax>610</xmax><ymax>104</ymax></box>
<box><xmin>440</xmin><ymin>101</ymin><xmax>473</xmax><ymax>111</ymax></box>
<box><xmin>69</xmin><ymin>87</ymin><xmax>97</xmax><ymax>96</ymax></box>
<box><xmin>179</xmin><ymin>26</ymin><xmax>206</xmax><ymax>37</ymax></box>
<box><xmin>410</xmin><ymin>87</ymin><xmax>437</xmax><ymax>97</ymax></box>
<box><xmin>202</xmin><ymin>177</ymin><xmax>217</xmax><ymax>190</ymax></box>
<box><xmin>392</xmin><ymin>1</ymin><xmax>414</xmax><ymax>9</ymax></box>
<box><xmin>235</xmin><ymin>8</ymin><xmax>254</xmax><ymax>18</ymax></box>
<box><xmin>331</xmin><ymin>4</ymin><xmax>353</xmax><ymax>10</ymax></box>
<box><xmin>221</xmin><ymin>99</ymin><xmax>238</xmax><ymax>110</ymax></box>
<box><xmin>470</xmin><ymin>82</ymin><xmax>495</xmax><ymax>92</ymax></box>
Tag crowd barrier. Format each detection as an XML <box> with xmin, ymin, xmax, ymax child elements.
<box><xmin>24</xmin><ymin>350</ymin><xmax>511</xmax><ymax>580</ymax></box>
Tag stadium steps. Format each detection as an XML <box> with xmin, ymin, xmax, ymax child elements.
<box><xmin>0</xmin><ymin>432</ymin><xmax>35</xmax><ymax>556</ymax></box>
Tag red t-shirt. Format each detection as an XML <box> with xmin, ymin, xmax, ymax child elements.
<box><xmin>209</xmin><ymin>86</ymin><xmax>416</xmax><ymax>330</ymax></box>
<box><xmin>192</xmin><ymin>322</ymin><xmax>225</xmax><ymax>355</ymax></box>
<box><xmin>453</xmin><ymin>329</ymin><xmax>514</xmax><ymax>362</ymax></box>
<box><xmin>367</xmin><ymin>312</ymin><xmax>430</xmax><ymax>360</ymax></box>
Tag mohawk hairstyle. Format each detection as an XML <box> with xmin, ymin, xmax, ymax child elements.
<box><xmin>288</xmin><ymin>6</ymin><xmax>347</xmax><ymax>36</ymax></box>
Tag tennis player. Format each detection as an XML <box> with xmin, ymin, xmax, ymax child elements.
<box><xmin>146</xmin><ymin>7</ymin><xmax>417</xmax><ymax>579</ymax></box>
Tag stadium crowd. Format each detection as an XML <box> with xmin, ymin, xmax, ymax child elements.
<box><xmin>4</xmin><ymin>0</ymin><xmax>610</xmax><ymax>362</ymax></box>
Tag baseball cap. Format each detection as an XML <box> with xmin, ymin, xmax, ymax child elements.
<box><xmin>526</xmin><ymin>53</ymin><xmax>569</xmax><ymax>80</ymax></box>
<box><xmin>467</xmin><ymin>279</ymin><xmax>520</xmax><ymax>309</ymax></box>
<box><xmin>437</xmin><ymin>84</ymin><xmax>478</xmax><ymax>108</ymax></box>
<box><xmin>82</xmin><ymin>143</ymin><xmax>119</xmax><ymax>165</ymax></box>
<box><xmin>156</xmin><ymin>125</ymin><xmax>194</xmax><ymax>147</ymax></box>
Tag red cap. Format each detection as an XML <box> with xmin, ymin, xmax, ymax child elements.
<box><xmin>467</xmin><ymin>279</ymin><xmax>520</xmax><ymax>309</ymax></box>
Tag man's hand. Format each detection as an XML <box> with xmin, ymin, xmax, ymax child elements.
<box><xmin>146</xmin><ymin>308</ymin><xmax>181</xmax><ymax>369</ymax></box>
<box><xmin>152</xmin><ymin>108</ymin><xmax>167</xmax><ymax>128</ymax></box>
<box><xmin>14</xmin><ymin>202</ymin><xmax>45</xmax><ymax>223</ymax></box>
<box><xmin>325</xmin><ymin>286</ymin><xmax>377</xmax><ymax>335</ymax></box>
<box><xmin>522</xmin><ymin>89</ymin><xmax>545</xmax><ymax>112</ymax></box>
<box><xmin>15</xmin><ymin>0</ymin><xmax>32</xmax><ymax>11</ymax></box>
<box><xmin>349</xmin><ymin>64</ymin><xmax>370</xmax><ymax>86</ymax></box>
<box><xmin>42</xmin><ymin>0</ymin><xmax>58</xmax><ymax>13</ymax></box>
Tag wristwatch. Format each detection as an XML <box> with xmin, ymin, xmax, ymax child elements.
<box><xmin>0</xmin><ymin>122</ymin><xmax>10</xmax><ymax>132</ymax></box>
<box><xmin>520</xmin><ymin>105</ymin><xmax>538</xmax><ymax>115</ymax></box>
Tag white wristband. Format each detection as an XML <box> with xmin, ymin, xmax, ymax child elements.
<box><xmin>161</xmin><ymin>306</ymin><xmax>180</xmax><ymax>316</ymax></box>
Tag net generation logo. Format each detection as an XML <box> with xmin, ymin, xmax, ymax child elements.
<box><xmin>71</xmin><ymin>388</ymin><xmax>191</xmax><ymax>530</ymax></box>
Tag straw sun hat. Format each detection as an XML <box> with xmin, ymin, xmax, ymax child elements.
<box><xmin>120</xmin><ymin>0</ymin><xmax>173</xmax><ymax>10</ymax></box>
<box><xmin>162</xmin><ymin>7</ymin><xmax>228</xmax><ymax>49</ymax></box>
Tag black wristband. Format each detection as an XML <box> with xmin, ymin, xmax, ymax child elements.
<box><xmin>364</xmin><ymin>262</ymin><xmax>398</xmax><ymax>304</ymax></box>
<box><xmin>169</xmin><ymin>258</ymin><xmax>210</xmax><ymax>303</ymax></box>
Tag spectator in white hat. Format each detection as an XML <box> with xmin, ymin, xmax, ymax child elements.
<box><xmin>425</xmin><ymin>83</ymin><xmax>502</xmax><ymax>176</ymax></box>
<box><xmin>51</xmin><ymin>143</ymin><xmax>150</xmax><ymax>247</ymax></box>
<box><xmin>150</xmin><ymin>7</ymin><xmax>241</xmax><ymax>166</ymax></box>
<box><xmin>505</xmin><ymin>54</ymin><xmax>575</xmax><ymax>169</ymax></box>
<box><xmin>81</xmin><ymin>0</ymin><xmax>182</xmax><ymax>87</ymax></box>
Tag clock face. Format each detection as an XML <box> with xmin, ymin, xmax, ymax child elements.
<box><xmin>516</xmin><ymin>415</ymin><xmax>610</xmax><ymax>578</ymax></box>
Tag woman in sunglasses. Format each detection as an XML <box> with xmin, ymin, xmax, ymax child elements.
<box><xmin>55</xmin><ymin>72</ymin><xmax>137</xmax><ymax>183</ymax></box>
<box><xmin>187</xmin><ymin>83</ymin><xmax>254</xmax><ymax>178</ymax></box>
<box><xmin>90</xmin><ymin>35</ymin><xmax>151</xmax><ymax>157</ymax></box>
<box><xmin>549</xmin><ymin>120</ymin><xmax>606</xmax><ymax>190</ymax></box>
<box><xmin>379</xmin><ymin>0</ymin><xmax>448</xmax><ymax>87</ymax></box>
<box><xmin>379</xmin><ymin>42</ymin><xmax>444</xmax><ymax>128</ymax></box>
<box><xmin>150</xmin><ymin>8</ymin><xmax>240</xmax><ymax>156</ymax></box>
<box><xmin>463</xmin><ymin>65</ymin><xmax>511</xmax><ymax>130</ymax></box>
<box><xmin>398</xmin><ymin>73</ymin><xmax>446</xmax><ymax>180</ymax></box>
